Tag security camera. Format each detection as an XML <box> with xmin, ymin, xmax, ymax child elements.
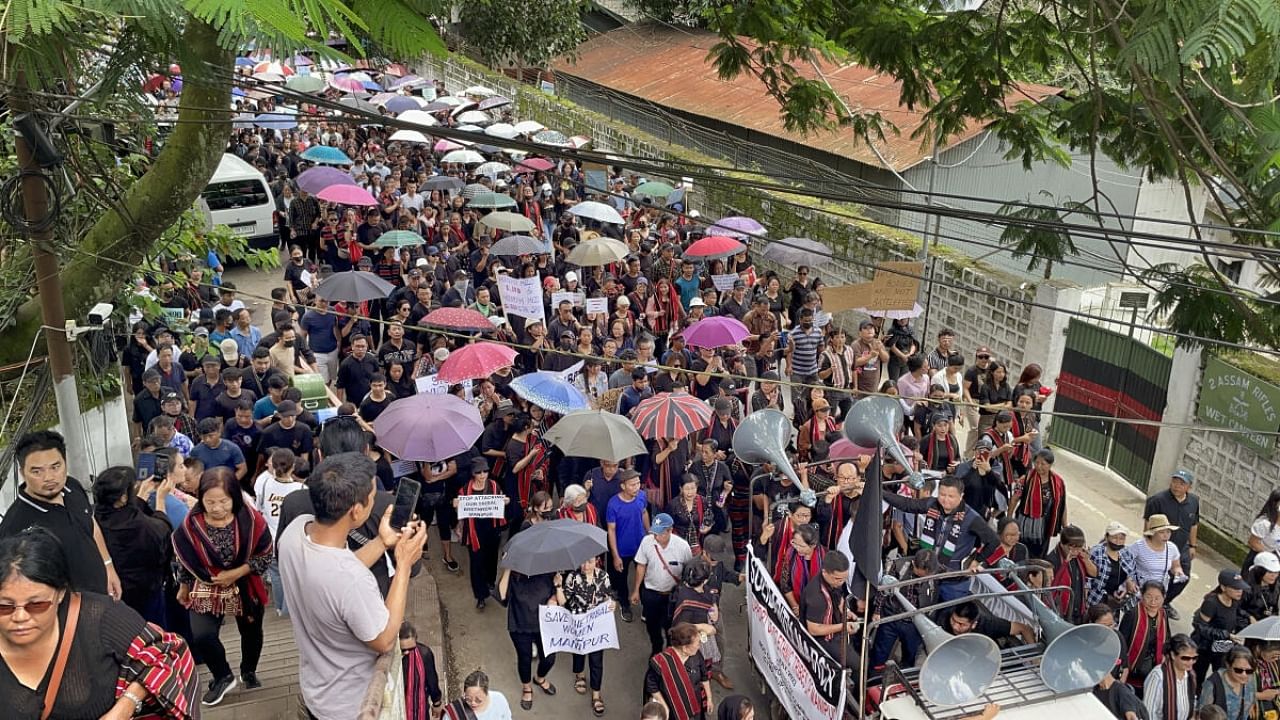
<box><xmin>88</xmin><ymin>302</ymin><xmax>113</xmax><ymax>326</ymax></box>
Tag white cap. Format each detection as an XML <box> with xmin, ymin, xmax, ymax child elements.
<box><xmin>433</xmin><ymin>348</ymin><xmax>450</xmax><ymax>362</ymax></box>
<box><xmin>565</xmin><ymin>271</ymin><xmax>578</xmax><ymax>283</ymax></box>
<box><xmin>416</xmin><ymin>257</ymin><xmax>430</xmax><ymax>267</ymax></box>
<box><xmin>689</xmin><ymin>297</ymin><xmax>706</xmax><ymax>307</ymax></box>
<box><xmin>617</xmin><ymin>296</ymin><xmax>630</xmax><ymax>307</ymax></box>
<box><xmin>1254</xmin><ymin>551</ymin><xmax>1280</xmax><ymax>573</ymax></box>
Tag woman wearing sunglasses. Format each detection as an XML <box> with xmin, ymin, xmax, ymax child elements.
<box><xmin>1144</xmin><ymin>633</ymin><xmax>1201</xmax><ymax>720</ymax></box>
<box><xmin>0</xmin><ymin>527</ymin><xmax>199</xmax><ymax>718</ymax></box>
<box><xmin>1198</xmin><ymin>644</ymin><xmax>1257</xmax><ymax>720</ymax></box>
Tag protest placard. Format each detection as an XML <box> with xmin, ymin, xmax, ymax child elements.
<box><xmin>711</xmin><ymin>273</ymin><xmax>738</xmax><ymax>291</ymax></box>
<box><xmin>552</xmin><ymin>291</ymin><xmax>585</xmax><ymax>308</ymax></box>
<box><xmin>497</xmin><ymin>275</ymin><xmax>545</xmax><ymax>326</ymax></box>
<box><xmin>390</xmin><ymin>459</ymin><xmax>418</xmax><ymax>478</ymax></box>
<box><xmin>456</xmin><ymin>494</ymin><xmax>506</xmax><ymax>519</ymax></box>
<box><xmin>539</xmin><ymin>602</ymin><xmax>620</xmax><ymax>654</ymax></box>
<box><xmin>585</xmin><ymin>297</ymin><xmax>608</xmax><ymax>316</ymax></box>
<box><xmin>415</xmin><ymin>374</ymin><xmax>449</xmax><ymax>395</ymax></box>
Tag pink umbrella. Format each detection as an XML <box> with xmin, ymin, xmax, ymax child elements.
<box><xmin>434</xmin><ymin>139</ymin><xmax>463</xmax><ymax>152</ymax></box>
<box><xmin>680</xmin><ymin>316</ymin><xmax>750</xmax><ymax>349</ymax></box>
<box><xmin>437</xmin><ymin>342</ymin><xmax>518</xmax><ymax>383</ymax></box>
<box><xmin>328</xmin><ymin>75</ymin><xmax>366</xmax><ymax>94</ymax></box>
<box><xmin>515</xmin><ymin>157</ymin><xmax>555</xmax><ymax>173</ymax></box>
<box><xmin>829</xmin><ymin>438</ymin><xmax>876</xmax><ymax>461</ymax></box>
<box><xmin>316</xmin><ymin>184</ymin><xmax>378</xmax><ymax>206</ymax></box>
<box><xmin>252</xmin><ymin>61</ymin><xmax>295</xmax><ymax>77</ymax></box>
<box><xmin>683</xmin><ymin>235</ymin><xmax>747</xmax><ymax>260</ymax></box>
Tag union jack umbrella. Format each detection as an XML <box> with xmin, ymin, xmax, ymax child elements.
<box><xmin>437</xmin><ymin>342</ymin><xmax>518</xmax><ymax>383</ymax></box>
<box><xmin>420</xmin><ymin>308</ymin><xmax>495</xmax><ymax>333</ymax></box>
<box><xmin>632</xmin><ymin>392</ymin><xmax>713</xmax><ymax>440</ymax></box>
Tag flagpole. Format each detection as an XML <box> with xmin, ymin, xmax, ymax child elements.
<box><xmin>859</xmin><ymin>573</ymin><xmax>870</xmax><ymax>719</ymax></box>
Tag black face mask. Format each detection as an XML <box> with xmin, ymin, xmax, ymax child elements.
<box><xmin>539</xmin><ymin>510</ymin><xmax>556</xmax><ymax>520</ymax></box>
<box><xmin>1107</xmin><ymin>541</ymin><xmax>1126</xmax><ymax>551</ymax></box>
<box><xmin>283</xmin><ymin>340</ymin><xmax>295</xmax><ymax>348</ymax></box>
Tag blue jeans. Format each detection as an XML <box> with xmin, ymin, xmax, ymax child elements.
<box><xmin>267</xmin><ymin>560</ymin><xmax>288</xmax><ymax>615</ymax></box>
<box><xmin>871</xmin><ymin>619</ymin><xmax>923</xmax><ymax>670</ymax></box>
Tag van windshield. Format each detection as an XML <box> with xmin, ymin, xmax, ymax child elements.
<box><xmin>202</xmin><ymin>179</ymin><xmax>269</xmax><ymax>211</ymax></box>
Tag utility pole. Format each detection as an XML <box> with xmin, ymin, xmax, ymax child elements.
<box><xmin>12</xmin><ymin>90</ymin><xmax>92</xmax><ymax>481</ymax></box>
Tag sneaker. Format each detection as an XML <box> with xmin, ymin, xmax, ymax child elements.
<box><xmin>1166</xmin><ymin>606</ymin><xmax>1180</xmax><ymax>621</ymax></box>
<box><xmin>621</xmin><ymin>608</ymin><xmax>633</xmax><ymax>623</ymax></box>
<box><xmin>242</xmin><ymin>672</ymin><xmax>262</xmax><ymax>690</ymax></box>
<box><xmin>476</xmin><ymin>597</ymin><xmax>486</xmax><ymax>611</ymax></box>
<box><xmin>202</xmin><ymin>675</ymin><xmax>237</xmax><ymax>706</ymax></box>
<box><xmin>444</xmin><ymin>559</ymin><xmax>461</xmax><ymax>573</ymax></box>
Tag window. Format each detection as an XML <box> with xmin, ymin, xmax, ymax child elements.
<box><xmin>201</xmin><ymin>180</ymin><xmax>269</xmax><ymax>211</ymax></box>
<box><xmin>1217</xmin><ymin>259</ymin><xmax>1244</xmax><ymax>284</ymax></box>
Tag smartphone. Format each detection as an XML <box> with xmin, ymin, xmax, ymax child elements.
<box><xmin>976</xmin><ymin>449</ymin><xmax>991</xmax><ymax>463</ymax></box>
<box><xmin>137</xmin><ymin>452</ymin><xmax>157</xmax><ymax>481</ymax></box>
<box><xmin>390</xmin><ymin>477</ymin><xmax>421</xmax><ymax>532</ymax></box>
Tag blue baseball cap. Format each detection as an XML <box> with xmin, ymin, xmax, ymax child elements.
<box><xmin>1171</xmin><ymin>469</ymin><xmax>1194</xmax><ymax>485</ymax></box>
<box><xmin>650</xmin><ymin>513</ymin><xmax>674</xmax><ymax>534</ymax></box>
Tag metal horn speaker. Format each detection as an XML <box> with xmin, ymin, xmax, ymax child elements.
<box><xmin>843</xmin><ymin>396</ymin><xmax>923</xmax><ymax>486</ymax></box>
<box><xmin>999</xmin><ymin>559</ymin><xmax>1122</xmax><ymax>692</ymax></box>
<box><xmin>731</xmin><ymin>409</ymin><xmax>801</xmax><ymax>486</ymax></box>
<box><xmin>892</xmin><ymin>589</ymin><xmax>1001</xmax><ymax>707</ymax></box>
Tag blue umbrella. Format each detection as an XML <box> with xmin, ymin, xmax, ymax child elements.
<box><xmin>234</xmin><ymin>57</ymin><xmax>255</xmax><ymax>67</ymax></box>
<box><xmin>254</xmin><ymin>111</ymin><xmax>297</xmax><ymax>130</ymax></box>
<box><xmin>300</xmin><ymin>145</ymin><xmax>353</xmax><ymax>166</ymax></box>
<box><xmin>361</xmin><ymin>80</ymin><xmax>383</xmax><ymax>92</ymax></box>
<box><xmin>231</xmin><ymin>87</ymin><xmax>246</xmax><ymax>97</ymax></box>
<box><xmin>384</xmin><ymin>96</ymin><xmax>420</xmax><ymax>114</ymax></box>
<box><xmin>509</xmin><ymin>372</ymin><xmax>590</xmax><ymax>415</ymax></box>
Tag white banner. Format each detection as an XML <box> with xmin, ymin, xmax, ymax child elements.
<box><xmin>559</xmin><ymin>360</ymin><xmax>585</xmax><ymax>390</ymax></box>
<box><xmin>456</xmin><ymin>494</ymin><xmax>506</xmax><ymax>519</ymax></box>
<box><xmin>415</xmin><ymin>374</ymin><xmax>472</xmax><ymax>401</ymax></box>
<box><xmin>585</xmin><ymin>297</ymin><xmax>608</xmax><ymax>316</ymax></box>
<box><xmin>538</xmin><ymin>602</ymin><xmax>620</xmax><ymax>655</ymax></box>
<box><xmin>711</xmin><ymin>273</ymin><xmax>738</xmax><ymax>291</ymax></box>
<box><xmin>497</xmin><ymin>275</ymin><xmax>545</xmax><ymax>326</ymax></box>
<box><xmin>746</xmin><ymin>547</ymin><xmax>846</xmax><ymax>720</ymax></box>
<box><xmin>552</xmin><ymin>290</ymin><xmax>585</xmax><ymax>308</ymax></box>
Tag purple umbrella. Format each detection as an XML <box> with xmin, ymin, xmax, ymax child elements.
<box><xmin>384</xmin><ymin>96</ymin><xmax>421</xmax><ymax>114</ymax></box>
<box><xmin>680</xmin><ymin>316</ymin><xmax>751</xmax><ymax>349</ymax></box>
<box><xmin>708</xmin><ymin>215</ymin><xmax>766</xmax><ymax>239</ymax></box>
<box><xmin>374</xmin><ymin>394</ymin><xmax>484</xmax><ymax>462</ymax></box>
<box><xmin>478</xmin><ymin>95</ymin><xmax>511</xmax><ymax>111</ymax></box>
<box><xmin>296</xmin><ymin>166</ymin><xmax>356</xmax><ymax>194</ymax></box>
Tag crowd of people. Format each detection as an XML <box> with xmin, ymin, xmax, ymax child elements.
<box><xmin>3</xmin><ymin>66</ymin><xmax>1279</xmax><ymax>720</ymax></box>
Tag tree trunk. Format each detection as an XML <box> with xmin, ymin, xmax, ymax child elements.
<box><xmin>0</xmin><ymin>19</ymin><xmax>233</xmax><ymax>364</ymax></box>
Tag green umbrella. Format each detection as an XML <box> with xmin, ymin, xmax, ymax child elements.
<box><xmin>478</xmin><ymin>211</ymin><xmax>535</xmax><ymax>233</ymax></box>
<box><xmin>373</xmin><ymin>230</ymin><xmax>425</xmax><ymax>248</ymax></box>
<box><xmin>468</xmin><ymin>192</ymin><xmax>517</xmax><ymax>210</ymax></box>
<box><xmin>632</xmin><ymin>180</ymin><xmax>676</xmax><ymax>202</ymax></box>
<box><xmin>285</xmin><ymin>74</ymin><xmax>326</xmax><ymax>93</ymax></box>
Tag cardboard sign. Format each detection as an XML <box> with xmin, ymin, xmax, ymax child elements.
<box><xmin>552</xmin><ymin>291</ymin><xmax>585</xmax><ymax>308</ymax></box>
<box><xmin>823</xmin><ymin>261</ymin><xmax>923</xmax><ymax>313</ymax></box>
<box><xmin>415</xmin><ymin>374</ymin><xmax>449</xmax><ymax>395</ymax></box>
<box><xmin>539</xmin><ymin>602</ymin><xmax>620</xmax><ymax>655</ymax></box>
<box><xmin>456</xmin><ymin>494</ymin><xmax>506</xmax><ymax>519</ymax></box>
<box><xmin>497</xmin><ymin>274</ymin><xmax>545</xmax><ymax>326</ymax></box>
<box><xmin>390</xmin><ymin>459</ymin><xmax>418</xmax><ymax>478</ymax></box>
<box><xmin>711</xmin><ymin>273</ymin><xmax>738</xmax><ymax>291</ymax></box>
<box><xmin>585</xmin><ymin>297</ymin><xmax>608</xmax><ymax>316</ymax></box>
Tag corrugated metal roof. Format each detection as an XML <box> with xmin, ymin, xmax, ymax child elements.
<box><xmin>553</xmin><ymin>24</ymin><xmax>1060</xmax><ymax>172</ymax></box>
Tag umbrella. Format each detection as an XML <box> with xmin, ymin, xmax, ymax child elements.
<box><xmin>829</xmin><ymin>439</ymin><xmax>878</xmax><ymax>461</ymax></box>
<box><xmin>384</xmin><ymin>96</ymin><xmax>421</xmax><ymax>114</ymax></box>
<box><xmin>569</xmin><ymin>136</ymin><xmax>592</xmax><ymax>149</ymax></box>
<box><xmin>513</xmin><ymin>120</ymin><xmax>546</xmax><ymax>134</ymax></box>
<box><xmin>423</xmin><ymin>100</ymin><xmax>455</xmax><ymax>113</ymax></box>
<box><xmin>853</xmin><ymin>302</ymin><xmax>925</xmax><ymax>320</ymax></box>
<box><xmin>455</xmin><ymin>110</ymin><xmax>492</xmax><ymax>125</ymax></box>
<box><xmin>490</xmin><ymin>235</ymin><xmax>547</xmax><ymax>256</ymax></box>
<box><xmin>510</xmin><ymin>372</ymin><xmax>591</xmax><ymax>415</ymax></box>
<box><xmin>499</xmin><ymin>519</ymin><xmax>607</xmax><ymax>575</ymax></box>
<box><xmin>1237</xmin><ymin>617</ymin><xmax>1280</xmax><ymax>642</ymax></box>
<box><xmin>568</xmin><ymin>201</ymin><xmax>625</xmax><ymax>225</ymax></box>
<box><xmin>370</xmin><ymin>92</ymin><xmax>398</xmax><ymax>105</ymax></box>
<box><xmin>374</xmin><ymin>394</ymin><xmax>484</xmax><ymax>462</ymax></box>
<box><xmin>460</xmin><ymin>183</ymin><xmax>490</xmax><ymax>199</ymax></box>
<box><xmin>437</xmin><ymin>342</ymin><xmax>518</xmax><ymax>383</ymax></box>
<box><xmin>683</xmin><ymin>235</ymin><xmax>746</xmax><ymax>260</ymax></box>
<box><xmin>708</xmin><ymin>215</ymin><xmax>766</xmax><ymax>239</ymax></box>
<box><xmin>340</xmin><ymin>71</ymin><xmax>375</xmax><ymax>84</ymax></box>
<box><xmin>361</xmin><ymin>80</ymin><xmax>383</xmax><ymax>92</ymax></box>
<box><xmin>478</xmin><ymin>96</ymin><xmax>511</xmax><ymax>111</ymax></box>
<box><xmin>384</xmin><ymin>62</ymin><xmax>410</xmax><ymax>77</ymax></box>
<box><xmin>762</xmin><ymin>237</ymin><xmax>832</xmax><ymax>268</ymax></box>
<box><xmin>328</xmin><ymin>75</ymin><xmax>366</xmax><ymax>94</ymax></box>
<box><xmin>423</xmin><ymin>176</ymin><xmax>464</xmax><ymax>192</ymax></box>
<box><xmin>421</xmin><ymin>307</ymin><xmax>495</xmax><ymax>333</ymax></box>
<box><xmin>632</xmin><ymin>392</ymin><xmax>713</xmax><ymax>440</ymax></box>
<box><xmin>232</xmin><ymin>112</ymin><xmax>256</xmax><ymax>130</ymax></box>
<box><xmin>484</xmin><ymin>123</ymin><xmax>518</xmax><ymax>140</ymax></box>
<box><xmin>454</xmin><ymin>124</ymin><xmax>485</xmax><ymax>134</ymax></box>
<box><xmin>296</xmin><ymin>166</ymin><xmax>356</xmax><ymax>194</ymax></box>
<box><xmin>434</xmin><ymin>139</ymin><xmax>464</xmax><ymax>153</ymax></box>
<box><xmin>437</xmin><ymin>96</ymin><xmax>471</xmax><ymax>107</ymax></box>
<box><xmin>252</xmin><ymin>71</ymin><xmax>287</xmax><ymax>83</ymax></box>
<box><xmin>252</xmin><ymin>61</ymin><xmax>295</xmax><ymax>77</ymax></box>
<box><xmin>464</xmin><ymin>85</ymin><xmax>498</xmax><ymax>97</ymax></box>
<box><xmin>478</xmin><ymin>211</ymin><xmax>535</xmax><ymax>233</ymax></box>
<box><xmin>474</xmin><ymin>143</ymin><xmax>502</xmax><ymax>155</ymax></box>
<box><xmin>389</xmin><ymin>74</ymin><xmax>427</xmax><ymax>89</ymax></box>
<box><xmin>299</xmin><ymin>145</ymin><xmax>352</xmax><ymax>165</ymax></box>
<box><xmin>388</xmin><ymin>129</ymin><xmax>431</xmax><ymax>144</ymax></box>
<box><xmin>372</xmin><ymin>230</ymin><xmax>425</xmax><ymax>248</ymax></box>
<box><xmin>566</xmin><ymin>237</ymin><xmax>630</xmax><ymax>267</ymax></box>
<box><xmin>289</xmin><ymin>54</ymin><xmax>313</xmax><ymax>67</ymax></box>
<box><xmin>468</xmin><ymin>192</ymin><xmax>517</xmax><ymax>209</ymax></box>
<box><xmin>632</xmin><ymin>180</ymin><xmax>676</xmax><ymax>203</ymax></box>
<box><xmin>338</xmin><ymin>96</ymin><xmax>378</xmax><ymax>114</ymax></box>
<box><xmin>253</xmin><ymin>111</ymin><xmax>297</xmax><ymax>130</ymax></box>
<box><xmin>440</xmin><ymin>149</ymin><xmax>486</xmax><ymax>165</ymax></box>
<box><xmin>543</xmin><ymin>409</ymin><xmax>646</xmax><ymax>461</ymax></box>
<box><xmin>515</xmin><ymin>157</ymin><xmax>555</xmax><ymax>173</ymax></box>
<box><xmin>533</xmin><ymin>129</ymin><xmax>571</xmax><ymax>146</ymax></box>
<box><xmin>316</xmin><ymin>271</ymin><xmax>395</xmax><ymax>302</ymax></box>
<box><xmin>235</xmin><ymin>57</ymin><xmax>255</xmax><ymax>67</ymax></box>
<box><xmin>475</xmin><ymin>161</ymin><xmax>512</xmax><ymax>176</ymax></box>
<box><xmin>316</xmin><ymin>184</ymin><xmax>378</xmax><ymax>206</ymax></box>
<box><xmin>397</xmin><ymin>109</ymin><xmax>439</xmax><ymax>127</ymax></box>
<box><xmin>285</xmin><ymin>75</ymin><xmax>326</xmax><ymax>93</ymax></box>
<box><xmin>680</xmin><ymin>316</ymin><xmax>751</xmax><ymax>349</ymax></box>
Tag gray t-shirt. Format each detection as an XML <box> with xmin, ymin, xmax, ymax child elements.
<box><xmin>279</xmin><ymin>514</ymin><xmax>389</xmax><ymax>720</ymax></box>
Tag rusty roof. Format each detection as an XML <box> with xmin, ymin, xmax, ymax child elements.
<box><xmin>553</xmin><ymin>24</ymin><xmax>1060</xmax><ymax>172</ymax></box>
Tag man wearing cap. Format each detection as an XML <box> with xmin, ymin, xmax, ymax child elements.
<box><xmin>632</xmin><ymin>512</ymin><xmax>694</xmax><ymax>656</ymax></box>
<box><xmin>189</xmin><ymin>355</ymin><xmax>226</xmax><ymax>421</ymax></box>
<box><xmin>719</xmin><ymin>280</ymin><xmax>749</xmax><ymax>321</ymax></box>
<box><xmin>608</xmin><ymin>469</ymin><xmax>649</xmax><ymax>623</ymax></box>
<box><xmin>1144</xmin><ymin>469</ymin><xmax>1200</xmax><ymax>612</ymax></box>
<box><xmin>179</xmin><ymin>327</ymin><xmax>215</xmax><ymax>381</ymax></box>
<box><xmin>132</xmin><ymin>369</ymin><xmax>166</xmax><ymax>437</ymax></box>
<box><xmin>160</xmin><ymin>390</ymin><xmax>197</xmax><ymax>439</ymax></box>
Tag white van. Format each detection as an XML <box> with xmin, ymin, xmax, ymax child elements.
<box><xmin>201</xmin><ymin>153</ymin><xmax>278</xmax><ymax>251</ymax></box>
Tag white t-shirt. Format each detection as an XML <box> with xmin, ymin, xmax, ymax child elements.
<box><xmin>634</xmin><ymin>534</ymin><xmax>693</xmax><ymax>592</ymax></box>
<box><xmin>279</xmin><ymin>514</ymin><xmax>389</xmax><ymax>720</ymax></box>
<box><xmin>475</xmin><ymin>692</ymin><xmax>513</xmax><ymax>720</ymax></box>
<box><xmin>1126</xmin><ymin>539</ymin><xmax>1181</xmax><ymax>588</ymax></box>
<box><xmin>254</xmin><ymin>472</ymin><xmax>304</xmax><ymax>539</ymax></box>
<box><xmin>1251</xmin><ymin>517</ymin><xmax>1280</xmax><ymax>552</ymax></box>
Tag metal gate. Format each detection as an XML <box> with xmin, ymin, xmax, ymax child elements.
<box><xmin>1050</xmin><ymin>318</ymin><xmax>1172</xmax><ymax>491</ymax></box>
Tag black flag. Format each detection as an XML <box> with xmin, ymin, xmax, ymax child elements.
<box><xmin>848</xmin><ymin>449</ymin><xmax>883</xmax><ymax>598</ymax></box>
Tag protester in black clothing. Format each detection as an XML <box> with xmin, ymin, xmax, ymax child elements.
<box><xmin>92</xmin><ymin>466</ymin><xmax>174</xmax><ymax>626</ymax></box>
<box><xmin>132</xmin><ymin>369</ymin><xmax>166</xmax><ymax>435</ymax></box>
<box><xmin>189</xmin><ymin>356</ymin><xmax>226</xmax><ymax>420</ymax></box>
<box><xmin>1191</xmin><ymin>569</ymin><xmax>1251</xmax><ymax>683</ymax></box>
<box><xmin>212</xmin><ymin>368</ymin><xmax>258</xmax><ymax>422</ymax></box>
<box><xmin>222</xmin><ymin>400</ymin><xmax>262</xmax><ymax>476</ymax></box>
<box><xmin>801</xmin><ymin>551</ymin><xmax>860</xmax><ymax>668</ymax></box>
<box><xmin>337</xmin><ymin>334</ymin><xmax>380</xmax><ymax>405</ymax></box>
<box><xmin>497</xmin><ymin>564</ymin><xmax>558</xmax><ymax>711</ymax></box>
<box><xmin>400</xmin><ymin>622</ymin><xmax>443</xmax><ymax>719</ymax></box>
<box><xmin>358</xmin><ymin>373</ymin><xmax>396</xmax><ymax>422</ymax></box>
<box><xmin>257</xmin><ymin>401</ymin><xmax>314</xmax><ymax>471</ymax></box>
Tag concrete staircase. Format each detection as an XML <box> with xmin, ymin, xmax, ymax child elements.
<box><xmin>202</xmin><ymin>610</ymin><xmax>302</xmax><ymax>720</ymax></box>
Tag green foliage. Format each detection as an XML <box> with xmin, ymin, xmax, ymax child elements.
<box><xmin>996</xmin><ymin>192</ymin><xmax>1079</xmax><ymax>279</ymax></box>
<box><xmin>458</xmin><ymin>0</ymin><xmax>588</xmax><ymax>68</ymax></box>
<box><xmin>1144</xmin><ymin>263</ymin><xmax>1280</xmax><ymax>350</ymax></box>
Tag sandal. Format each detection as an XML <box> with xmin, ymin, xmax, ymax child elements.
<box><xmin>575</xmin><ymin>675</ymin><xmax>588</xmax><ymax>695</ymax></box>
<box><xmin>535</xmin><ymin>678</ymin><xmax>557</xmax><ymax>696</ymax></box>
<box><xmin>592</xmin><ymin>697</ymin><xmax>606</xmax><ymax>716</ymax></box>
<box><xmin>520</xmin><ymin>688</ymin><xmax>533</xmax><ymax>710</ymax></box>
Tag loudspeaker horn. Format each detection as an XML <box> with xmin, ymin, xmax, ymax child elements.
<box><xmin>998</xmin><ymin>559</ymin><xmax>1122</xmax><ymax>692</ymax></box>
<box><xmin>843</xmin><ymin>396</ymin><xmax>924</xmax><ymax>487</ymax></box>
<box><xmin>731</xmin><ymin>409</ymin><xmax>801</xmax><ymax>486</ymax></box>
<box><xmin>892</xmin><ymin>589</ymin><xmax>1001</xmax><ymax>707</ymax></box>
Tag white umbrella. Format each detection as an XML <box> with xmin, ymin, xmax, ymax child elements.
<box><xmin>568</xmin><ymin>200</ymin><xmax>625</xmax><ymax>225</ymax></box>
<box><xmin>435</xmin><ymin>96</ymin><xmax>469</xmax><ymax>107</ymax></box>
<box><xmin>396</xmin><ymin>109</ymin><xmax>438</xmax><ymax>127</ymax></box>
<box><xmin>388</xmin><ymin>129</ymin><xmax>431</xmax><ymax>144</ymax></box>
<box><xmin>566</xmin><ymin>237</ymin><xmax>631</xmax><ymax>267</ymax></box>
<box><xmin>440</xmin><ymin>149</ymin><xmax>486</xmax><ymax>164</ymax></box>
<box><xmin>513</xmin><ymin>120</ymin><xmax>545</xmax><ymax>134</ymax></box>
<box><xmin>464</xmin><ymin>85</ymin><xmax>498</xmax><ymax>97</ymax></box>
<box><xmin>485</xmin><ymin>123</ymin><xmax>518</xmax><ymax>139</ymax></box>
<box><xmin>475</xmin><ymin>162</ymin><xmax>511</xmax><ymax>176</ymax></box>
<box><xmin>454</xmin><ymin>124</ymin><xmax>485</xmax><ymax>134</ymax></box>
<box><xmin>455</xmin><ymin>110</ymin><xmax>492</xmax><ymax>125</ymax></box>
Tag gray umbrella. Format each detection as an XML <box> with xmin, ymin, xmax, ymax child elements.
<box><xmin>491</xmin><ymin>235</ymin><xmax>548</xmax><ymax>256</ymax></box>
<box><xmin>422</xmin><ymin>175</ymin><xmax>463</xmax><ymax>192</ymax></box>
<box><xmin>461</xmin><ymin>183</ymin><xmax>490</xmax><ymax>199</ymax></box>
<box><xmin>1237</xmin><ymin>616</ymin><xmax>1280</xmax><ymax>641</ymax></box>
<box><xmin>543</xmin><ymin>409</ymin><xmax>646</xmax><ymax>461</ymax></box>
<box><xmin>316</xmin><ymin>270</ymin><xmax>396</xmax><ymax>302</ymax></box>
<box><xmin>499</xmin><ymin>519</ymin><xmax>608</xmax><ymax>575</ymax></box>
<box><xmin>761</xmin><ymin>237</ymin><xmax>833</xmax><ymax>268</ymax></box>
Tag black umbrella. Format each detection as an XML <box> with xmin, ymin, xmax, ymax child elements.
<box><xmin>315</xmin><ymin>270</ymin><xmax>396</xmax><ymax>302</ymax></box>
<box><xmin>422</xmin><ymin>175</ymin><xmax>463</xmax><ymax>192</ymax></box>
<box><xmin>499</xmin><ymin>519</ymin><xmax>607</xmax><ymax>575</ymax></box>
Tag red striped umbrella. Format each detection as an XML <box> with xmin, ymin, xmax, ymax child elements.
<box><xmin>420</xmin><ymin>308</ymin><xmax>495</xmax><ymax>333</ymax></box>
<box><xmin>632</xmin><ymin>392</ymin><xmax>713</xmax><ymax>440</ymax></box>
<box><xmin>682</xmin><ymin>235</ymin><xmax>746</xmax><ymax>260</ymax></box>
<box><xmin>437</xmin><ymin>342</ymin><xmax>518</xmax><ymax>383</ymax></box>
